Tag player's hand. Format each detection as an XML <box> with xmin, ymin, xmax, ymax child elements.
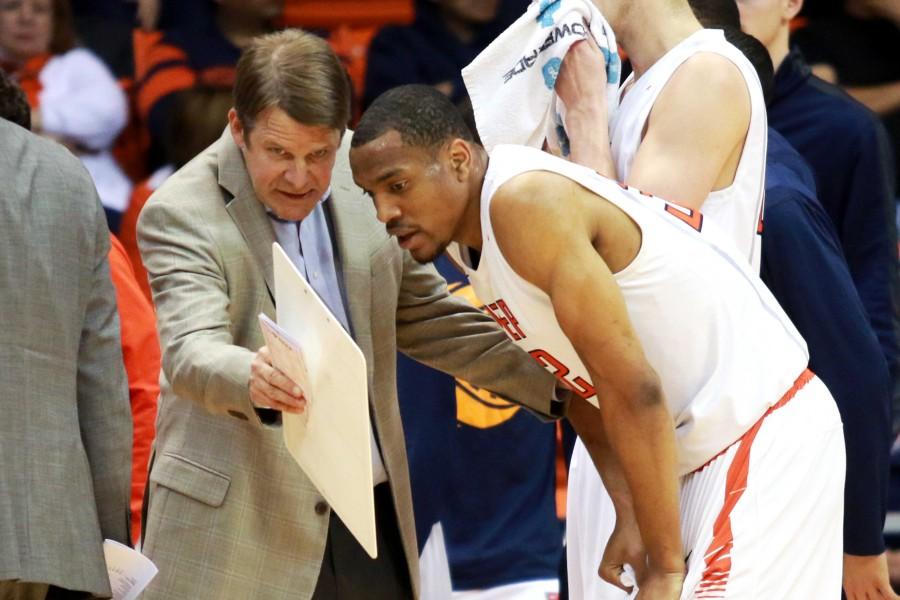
<box><xmin>599</xmin><ymin>514</ymin><xmax>647</xmax><ymax>593</ymax></box>
<box><xmin>249</xmin><ymin>346</ymin><xmax>307</xmax><ymax>414</ymax></box>
<box><xmin>634</xmin><ymin>568</ymin><xmax>684</xmax><ymax>600</ymax></box>
<box><xmin>843</xmin><ymin>552</ymin><xmax>900</xmax><ymax>600</ymax></box>
<box><xmin>554</xmin><ymin>32</ymin><xmax>617</xmax><ymax>176</ymax></box>
<box><xmin>556</xmin><ymin>35</ymin><xmax>609</xmax><ymax>118</ymax></box>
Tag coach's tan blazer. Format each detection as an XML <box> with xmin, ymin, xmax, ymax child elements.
<box><xmin>136</xmin><ymin>130</ymin><xmax>561</xmax><ymax>599</ymax></box>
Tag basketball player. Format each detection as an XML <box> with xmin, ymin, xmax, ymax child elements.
<box><xmin>557</xmin><ymin>0</ymin><xmax>767</xmax><ymax>267</ymax></box>
<box><xmin>349</xmin><ymin>85</ymin><xmax>844</xmax><ymax>599</ymax></box>
<box><xmin>553</xmin><ymin>1</ymin><xmax>769</xmax><ymax>593</ymax></box>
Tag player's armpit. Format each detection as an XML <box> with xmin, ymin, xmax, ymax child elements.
<box><xmin>627</xmin><ymin>52</ymin><xmax>751</xmax><ymax>210</ymax></box>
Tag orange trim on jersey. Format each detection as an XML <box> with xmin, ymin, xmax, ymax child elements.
<box><xmin>664</xmin><ymin>202</ymin><xmax>704</xmax><ymax>232</ymax></box>
<box><xmin>695</xmin><ymin>368</ymin><xmax>814</xmax><ymax>598</ymax></box>
<box><xmin>137</xmin><ymin>66</ymin><xmax>197</xmax><ymax>121</ymax></box>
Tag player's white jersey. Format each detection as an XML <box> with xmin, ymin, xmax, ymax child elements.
<box><xmin>609</xmin><ymin>28</ymin><xmax>767</xmax><ymax>272</ymax></box>
<box><xmin>456</xmin><ymin>145</ymin><xmax>806</xmax><ymax>475</ymax></box>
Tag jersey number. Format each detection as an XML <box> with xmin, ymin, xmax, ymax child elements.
<box><xmin>664</xmin><ymin>202</ymin><xmax>704</xmax><ymax>232</ymax></box>
<box><xmin>529</xmin><ymin>349</ymin><xmax>596</xmax><ymax>400</ymax></box>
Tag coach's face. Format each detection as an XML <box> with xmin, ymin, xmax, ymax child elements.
<box><xmin>229</xmin><ymin>106</ymin><xmax>341</xmax><ymax>222</ymax></box>
<box><xmin>350</xmin><ymin>130</ymin><xmax>471</xmax><ymax>264</ymax></box>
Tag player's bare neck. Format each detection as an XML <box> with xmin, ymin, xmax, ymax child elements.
<box><xmin>621</xmin><ymin>10</ymin><xmax>703</xmax><ymax>79</ymax></box>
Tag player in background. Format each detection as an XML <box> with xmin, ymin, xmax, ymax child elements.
<box><xmin>551</xmin><ymin>1</ymin><xmax>768</xmax><ymax>594</ymax></box>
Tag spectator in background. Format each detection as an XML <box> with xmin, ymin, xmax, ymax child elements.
<box><xmin>737</xmin><ymin>0</ymin><xmax>900</xmax><ymax>427</ymax></box>
<box><xmin>69</xmin><ymin>0</ymin><xmax>136</xmax><ymax>78</ymax></box>
<box><xmin>119</xmin><ymin>84</ymin><xmax>233</xmax><ymax>300</ymax></box>
<box><xmin>0</xmin><ymin>0</ymin><xmax>132</xmax><ymax>232</ymax></box>
<box><xmin>134</xmin><ymin>0</ymin><xmax>282</xmax><ymax>166</ymax></box>
<box><xmin>0</xmin><ymin>68</ymin><xmax>132</xmax><ymax>599</ymax></box>
<box><xmin>363</xmin><ymin>0</ymin><xmax>527</xmax><ymax>109</ymax></box>
<box><xmin>107</xmin><ymin>235</ymin><xmax>161</xmax><ymax>545</ymax></box>
<box><xmin>792</xmin><ymin>0</ymin><xmax>900</xmax><ymax>193</ymax></box>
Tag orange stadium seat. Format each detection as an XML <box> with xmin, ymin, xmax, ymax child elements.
<box><xmin>280</xmin><ymin>0</ymin><xmax>413</xmax><ymax>29</ymax></box>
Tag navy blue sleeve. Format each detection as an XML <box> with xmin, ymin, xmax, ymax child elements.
<box><xmin>761</xmin><ymin>187</ymin><xmax>892</xmax><ymax>555</ymax></box>
<box><xmin>840</xmin><ymin>121</ymin><xmax>899</xmax><ymax>384</ymax></box>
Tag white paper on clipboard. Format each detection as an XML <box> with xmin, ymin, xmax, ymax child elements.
<box><xmin>269</xmin><ymin>242</ymin><xmax>376</xmax><ymax>558</ymax></box>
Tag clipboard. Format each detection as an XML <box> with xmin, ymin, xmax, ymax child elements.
<box><xmin>270</xmin><ymin>242</ymin><xmax>377</xmax><ymax>558</ymax></box>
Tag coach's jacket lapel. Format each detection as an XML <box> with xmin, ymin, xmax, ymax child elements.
<box><xmin>329</xmin><ymin>149</ymin><xmax>375</xmax><ymax>387</ymax></box>
<box><xmin>218</xmin><ymin>132</ymin><xmax>277</xmax><ymax>302</ymax></box>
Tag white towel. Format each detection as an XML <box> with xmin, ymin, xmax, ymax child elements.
<box><xmin>462</xmin><ymin>0</ymin><xmax>620</xmax><ymax>154</ymax></box>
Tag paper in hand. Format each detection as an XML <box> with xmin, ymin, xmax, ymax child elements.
<box><xmin>103</xmin><ymin>539</ymin><xmax>158</xmax><ymax>600</ymax></box>
<box><xmin>258</xmin><ymin>313</ymin><xmax>312</xmax><ymax>410</ymax></box>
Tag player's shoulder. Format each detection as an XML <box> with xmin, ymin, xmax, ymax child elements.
<box><xmin>666</xmin><ymin>51</ymin><xmax>747</xmax><ymax>100</ymax></box>
<box><xmin>649</xmin><ymin>51</ymin><xmax>751</xmax><ymax>139</ymax></box>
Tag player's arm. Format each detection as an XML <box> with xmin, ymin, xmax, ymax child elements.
<box><xmin>627</xmin><ymin>53</ymin><xmax>750</xmax><ymax>209</ymax></box>
<box><xmin>490</xmin><ymin>172</ymin><xmax>684</xmax><ymax>579</ymax></box>
<box><xmin>567</xmin><ymin>396</ymin><xmax>650</xmax><ymax>591</ymax></box>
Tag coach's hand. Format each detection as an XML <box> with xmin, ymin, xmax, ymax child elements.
<box><xmin>599</xmin><ymin>516</ymin><xmax>647</xmax><ymax>593</ymax></box>
<box><xmin>249</xmin><ymin>346</ymin><xmax>307</xmax><ymax>414</ymax></box>
<box><xmin>843</xmin><ymin>552</ymin><xmax>900</xmax><ymax>600</ymax></box>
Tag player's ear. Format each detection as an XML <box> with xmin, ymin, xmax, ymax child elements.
<box><xmin>784</xmin><ymin>0</ymin><xmax>803</xmax><ymax>21</ymax></box>
<box><xmin>447</xmin><ymin>138</ymin><xmax>472</xmax><ymax>181</ymax></box>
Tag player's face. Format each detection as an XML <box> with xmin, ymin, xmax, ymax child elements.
<box><xmin>0</xmin><ymin>0</ymin><xmax>53</xmax><ymax>62</ymax></box>
<box><xmin>736</xmin><ymin>0</ymin><xmax>798</xmax><ymax>51</ymax></box>
<box><xmin>229</xmin><ymin>106</ymin><xmax>341</xmax><ymax>222</ymax></box>
<box><xmin>349</xmin><ymin>130</ymin><xmax>469</xmax><ymax>264</ymax></box>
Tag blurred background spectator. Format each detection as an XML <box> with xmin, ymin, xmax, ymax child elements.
<box><xmin>118</xmin><ymin>83</ymin><xmax>233</xmax><ymax>299</ymax></box>
<box><xmin>134</xmin><ymin>0</ymin><xmax>282</xmax><ymax>168</ymax></box>
<box><xmin>69</xmin><ymin>0</ymin><xmax>135</xmax><ymax>78</ymax></box>
<box><xmin>0</xmin><ymin>0</ymin><xmax>132</xmax><ymax>231</ymax></box>
<box><xmin>794</xmin><ymin>0</ymin><xmax>900</xmax><ymax>195</ymax></box>
<box><xmin>363</xmin><ymin>0</ymin><xmax>528</xmax><ymax>109</ymax></box>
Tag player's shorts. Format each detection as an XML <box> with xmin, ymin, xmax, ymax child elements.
<box><xmin>566</xmin><ymin>370</ymin><xmax>845</xmax><ymax>599</ymax></box>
